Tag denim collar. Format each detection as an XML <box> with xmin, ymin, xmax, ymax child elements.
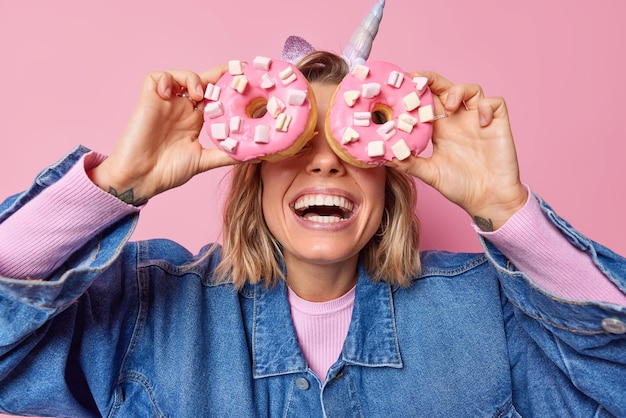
<box><xmin>251</xmin><ymin>262</ymin><xmax>402</xmax><ymax>378</ymax></box>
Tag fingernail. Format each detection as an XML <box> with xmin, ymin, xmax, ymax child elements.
<box><xmin>163</xmin><ymin>86</ymin><xmax>172</xmax><ymax>98</ymax></box>
<box><xmin>479</xmin><ymin>115</ymin><xmax>488</xmax><ymax>126</ymax></box>
<box><xmin>195</xmin><ymin>85</ymin><xmax>205</xmax><ymax>98</ymax></box>
<box><xmin>445</xmin><ymin>94</ymin><xmax>456</xmax><ymax>108</ymax></box>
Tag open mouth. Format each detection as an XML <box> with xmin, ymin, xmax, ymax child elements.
<box><xmin>293</xmin><ymin>194</ymin><xmax>355</xmax><ymax>223</ymax></box>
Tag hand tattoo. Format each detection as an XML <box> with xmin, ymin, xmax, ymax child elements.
<box><xmin>108</xmin><ymin>187</ymin><xmax>147</xmax><ymax>206</ymax></box>
<box><xmin>473</xmin><ymin>216</ymin><xmax>494</xmax><ymax>232</ymax></box>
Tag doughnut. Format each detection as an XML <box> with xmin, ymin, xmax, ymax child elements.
<box><xmin>325</xmin><ymin>60</ymin><xmax>435</xmax><ymax>167</ymax></box>
<box><xmin>203</xmin><ymin>57</ymin><xmax>317</xmax><ymax>162</ymax></box>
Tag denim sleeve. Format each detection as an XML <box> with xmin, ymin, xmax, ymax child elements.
<box><xmin>481</xmin><ymin>196</ymin><xmax>626</xmax><ymax>417</ymax></box>
<box><xmin>0</xmin><ymin>146</ymin><xmax>141</xmax><ymax>416</ymax></box>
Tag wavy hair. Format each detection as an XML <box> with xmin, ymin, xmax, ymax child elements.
<box><xmin>211</xmin><ymin>51</ymin><xmax>421</xmax><ymax>288</ymax></box>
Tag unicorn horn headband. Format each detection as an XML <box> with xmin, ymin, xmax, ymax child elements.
<box><xmin>281</xmin><ymin>0</ymin><xmax>385</xmax><ymax>69</ymax></box>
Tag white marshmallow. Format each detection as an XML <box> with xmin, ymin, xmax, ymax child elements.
<box><xmin>254</xmin><ymin>125</ymin><xmax>270</xmax><ymax>143</ymax></box>
<box><xmin>210</xmin><ymin>123</ymin><xmax>228</xmax><ymax>140</ymax></box>
<box><xmin>391</xmin><ymin>139</ymin><xmax>412</xmax><ymax>161</ymax></box>
<box><xmin>376</xmin><ymin>120</ymin><xmax>396</xmax><ymax>140</ymax></box>
<box><xmin>266</xmin><ymin>96</ymin><xmax>286</xmax><ymax>118</ymax></box>
<box><xmin>204</xmin><ymin>83</ymin><xmax>221</xmax><ymax>101</ymax></box>
<box><xmin>231</xmin><ymin>75</ymin><xmax>248</xmax><ymax>94</ymax></box>
<box><xmin>253</xmin><ymin>56</ymin><xmax>272</xmax><ymax>70</ymax></box>
<box><xmin>418</xmin><ymin>104</ymin><xmax>435</xmax><ymax>123</ymax></box>
<box><xmin>352</xmin><ymin>64</ymin><xmax>370</xmax><ymax>80</ymax></box>
<box><xmin>397</xmin><ymin>113</ymin><xmax>418</xmax><ymax>133</ymax></box>
<box><xmin>387</xmin><ymin>70</ymin><xmax>404</xmax><ymax>88</ymax></box>
<box><xmin>230</xmin><ymin>116</ymin><xmax>243</xmax><ymax>133</ymax></box>
<box><xmin>287</xmin><ymin>89</ymin><xmax>307</xmax><ymax>106</ymax></box>
<box><xmin>204</xmin><ymin>101</ymin><xmax>224</xmax><ymax>118</ymax></box>
<box><xmin>261</xmin><ymin>73</ymin><xmax>275</xmax><ymax>89</ymax></box>
<box><xmin>402</xmin><ymin>92</ymin><xmax>421</xmax><ymax>111</ymax></box>
<box><xmin>228</xmin><ymin>60</ymin><xmax>244</xmax><ymax>75</ymax></box>
<box><xmin>343</xmin><ymin>90</ymin><xmax>360</xmax><ymax>107</ymax></box>
<box><xmin>221</xmin><ymin>137</ymin><xmax>238</xmax><ymax>153</ymax></box>
<box><xmin>412</xmin><ymin>76</ymin><xmax>428</xmax><ymax>96</ymax></box>
<box><xmin>276</xmin><ymin>113</ymin><xmax>292</xmax><ymax>132</ymax></box>
<box><xmin>353</xmin><ymin>112</ymin><xmax>371</xmax><ymax>127</ymax></box>
<box><xmin>342</xmin><ymin>127</ymin><xmax>360</xmax><ymax>144</ymax></box>
<box><xmin>367</xmin><ymin>141</ymin><xmax>385</xmax><ymax>157</ymax></box>
<box><xmin>362</xmin><ymin>82</ymin><xmax>381</xmax><ymax>99</ymax></box>
<box><xmin>279</xmin><ymin>66</ymin><xmax>297</xmax><ymax>85</ymax></box>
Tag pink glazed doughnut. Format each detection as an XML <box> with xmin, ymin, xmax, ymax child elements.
<box><xmin>203</xmin><ymin>57</ymin><xmax>317</xmax><ymax>162</ymax></box>
<box><xmin>325</xmin><ymin>60</ymin><xmax>435</xmax><ymax>167</ymax></box>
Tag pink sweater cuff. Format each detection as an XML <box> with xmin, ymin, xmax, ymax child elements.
<box><xmin>476</xmin><ymin>188</ymin><xmax>626</xmax><ymax>305</ymax></box>
<box><xmin>0</xmin><ymin>152</ymin><xmax>139</xmax><ymax>279</ymax></box>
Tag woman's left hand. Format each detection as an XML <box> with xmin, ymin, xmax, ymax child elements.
<box><xmin>386</xmin><ymin>71</ymin><xmax>528</xmax><ymax>230</ymax></box>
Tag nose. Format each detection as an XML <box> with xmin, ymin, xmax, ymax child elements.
<box><xmin>306</xmin><ymin>135</ymin><xmax>347</xmax><ymax>175</ymax></box>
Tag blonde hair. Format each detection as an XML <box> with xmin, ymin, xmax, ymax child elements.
<box><xmin>211</xmin><ymin>51</ymin><xmax>421</xmax><ymax>288</ymax></box>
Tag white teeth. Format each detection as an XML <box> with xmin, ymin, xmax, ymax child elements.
<box><xmin>293</xmin><ymin>194</ymin><xmax>354</xmax><ymax>213</ymax></box>
<box><xmin>306</xmin><ymin>215</ymin><xmax>344</xmax><ymax>223</ymax></box>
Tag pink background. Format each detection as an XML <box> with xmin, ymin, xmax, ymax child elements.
<box><xmin>0</xmin><ymin>0</ymin><xmax>625</xmax><ymax>415</ymax></box>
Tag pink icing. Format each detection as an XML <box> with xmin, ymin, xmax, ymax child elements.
<box><xmin>203</xmin><ymin>58</ymin><xmax>313</xmax><ymax>161</ymax></box>
<box><xmin>328</xmin><ymin>60</ymin><xmax>434</xmax><ymax>165</ymax></box>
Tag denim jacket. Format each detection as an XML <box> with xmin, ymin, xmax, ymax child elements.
<box><xmin>1</xmin><ymin>146</ymin><xmax>625</xmax><ymax>417</ymax></box>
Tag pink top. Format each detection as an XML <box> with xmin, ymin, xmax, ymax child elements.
<box><xmin>0</xmin><ymin>152</ymin><xmax>624</xmax><ymax>380</ymax></box>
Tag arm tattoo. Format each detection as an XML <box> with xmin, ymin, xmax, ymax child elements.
<box><xmin>108</xmin><ymin>187</ymin><xmax>147</xmax><ymax>206</ymax></box>
<box><xmin>473</xmin><ymin>216</ymin><xmax>494</xmax><ymax>232</ymax></box>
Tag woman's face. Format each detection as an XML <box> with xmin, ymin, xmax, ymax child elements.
<box><xmin>261</xmin><ymin>82</ymin><xmax>387</xmax><ymax>269</ymax></box>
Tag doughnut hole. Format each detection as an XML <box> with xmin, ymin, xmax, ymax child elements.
<box><xmin>247</xmin><ymin>98</ymin><xmax>268</xmax><ymax>119</ymax></box>
<box><xmin>371</xmin><ymin>103</ymin><xmax>393</xmax><ymax>124</ymax></box>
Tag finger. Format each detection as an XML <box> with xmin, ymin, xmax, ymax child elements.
<box><xmin>199</xmin><ymin>63</ymin><xmax>229</xmax><ymax>85</ymax></box>
<box><xmin>385</xmin><ymin>155</ymin><xmax>437</xmax><ymax>186</ymax></box>
<box><xmin>409</xmin><ymin>70</ymin><xmax>451</xmax><ymax>119</ymax></box>
<box><xmin>444</xmin><ymin>83</ymin><xmax>484</xmax><ymax>112</ymax></box>
<box><xmin>477</xmin><ymin>96</ymin><xmax>508</xmax><ymax>127</ymax></box>
<box><xmin>198</xmin><ymin>148</ymin><xmax>240</xmax><ymax>172</ymax></box>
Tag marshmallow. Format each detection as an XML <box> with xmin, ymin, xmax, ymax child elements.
<box><xmin>362</xmin><ymin>82</ymin><xmax>381</xmax><ymax>99</ymax></box>
<box><xmin>413</xmin><ymin>76</ymin><xmax>428</xmax><ymax>96</ymax></box>
<box><xmin>228</xmin><ymin>60</ymin><xmax>245</xmax><ymax>75</ymax></box>
<box><xmin>353</xmin><ymin>112</ymin><xmax>371</xmax><ymax>127</ymax></box>
<box><xmin>367</xmin><ymin>141</ymin><xmax>385</xmax><ymax>157</ymax></box>
<box><xmin>204</xmin><ymin>101</ymin><xmax>224</xmax><ymax>119</ymax></box>
<box><xmin>230</xmin><ymin>116</ymin><xmax>243</xmax><ymax>133</ymax></box>
<box><xmin>397</xmin><ymin>113</ymin><xmax>418</xmax><ymax>133</ymax></box>
<box><xmin>387</xmin><ymin>70</ymin><xmax>404</xmax><ymax>88</ymax></box>
<box><xmin>342</xmin><ymin>127</ymin><xmax>360</xmax><ymax>144</ymax></box>
<box><xmin>418</xmin><ymin>104</ymin><xmax>434</xmax><ymax>123</ymax></box>
<box><xmin>402</xmin><ymin>92</ymin><xmax>421</xmax><ymax>112</ymax></box>
<box><xmin>276</xmin><ymin>113</ymin><xmax>292</xmax><ymax>132</ymax></box>
<box><xmin>266</xmin><ymin>96</ymin><xmax>286</xmax><ymax>118</ymax></box>
<box><xmin>287</xmin><ymin>89</ymin><xmax>307</xmax><ymax>106</ymax></box>
<box><xmin>221</xmin><ymin>137</ymin><xmax>238</xmax><ymax>153</ymax></box>
<box><xmin>376</xmin><ymin>120</ymin><xmax>396</xmax><ymax>141</ymax></box>
<box><xmin>391</xmin><ymin>139</ymin><xmax>411</xmax><ymax>161</ymax></box>
<box><xmin>210</xmin><ymin>123</ymin><xmax>228</xmax><ymax>140</ymax></box>
<box><xmin>253</xmin><ymin>56</ymin><xmax>272</xmax><ymax>71</ymax></box>
<box><xmin>279</xmin><ymin>66</ymin><xmax>297</xmax><ymax>85</ymax></box>
<box><xmin>261</xmin><ymin>73</ymin><xmax>275</xmax><ymax>89</ymax></box>
<box><xmin>352</xmin><ymin>64</ymin><xmax>370</xmax><ymax>80</ymax></box>
<box><xmin>254</xmin><ymin>125</ymin><xmax>270</xmax><ymax>143</ymax></box>
<box><xmin>343</xmin><ymin>90</ymin><xmax>361</xmax><ymax>107</ymax></box>
<box><xmin>231</xmin><ymin>75</ymin><xmax>248</xmax><ymax>94</ymax></box>
<box><xmin>204</xmin><ymin>83</ymin><xmax>221</xmax><ymax>101</ymax></box>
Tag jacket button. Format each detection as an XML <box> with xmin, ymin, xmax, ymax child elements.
<box><xmin>601</xmin><ymin>317</ymin><xmax>626</xmax><ymax>334</ymax></box>
<box><xmin>295</xmin><ymin>377</ymin><xmax>310</xmax><ymax>390</ymax></box>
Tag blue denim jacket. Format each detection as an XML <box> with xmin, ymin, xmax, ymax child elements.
<box><xmin>1</xmin><ymin>146</ymin><xmax>625</xmax><ymax>417</ymax></box>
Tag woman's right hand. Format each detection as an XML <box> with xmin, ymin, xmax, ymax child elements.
<box><xmin>88</xmin><ymin>65</ymin><xmax>238</xmax><ymax>205</ymax></box>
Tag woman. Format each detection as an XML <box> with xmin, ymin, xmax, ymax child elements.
<box><xmin>1</xmin><ymin>49</ymin><xmax>625</xmax><ymax>416</ymax></box>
